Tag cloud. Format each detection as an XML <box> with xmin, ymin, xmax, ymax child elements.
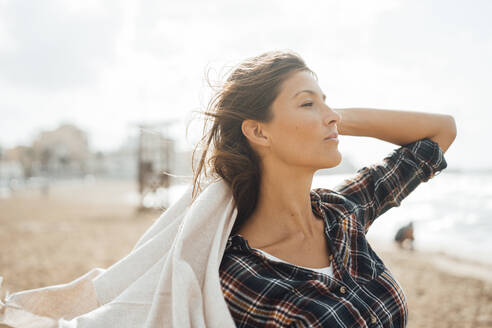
<box><xmin>0</xmin><ymin>0</ymin><xmax>123</xmax><ymax>90</ymax></box>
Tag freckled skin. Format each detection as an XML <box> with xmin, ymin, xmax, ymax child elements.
<box><xmin>263</xmin><ymin>71</ymin><xmax>342</xmax><ymax>171</ymax></box>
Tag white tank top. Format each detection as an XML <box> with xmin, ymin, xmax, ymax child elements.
<box><xmin>256</xmin><ymin>248</ymin><xmax>334</xmax><ymax>277</ymax></box>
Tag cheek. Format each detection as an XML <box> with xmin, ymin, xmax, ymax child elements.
<box><xmin>272</xmin><ymin>120</ymin><xmax>321</xmax><ymax>157</ymax></box>
<box><xmin>267</xmin><ymin>111</ymin><xmax>341</xmax><ymax>167</ymax></box>
<box><xmin>294</xmin><ymin>118</ymin><xmax>320</xmax><ymax>140</ymax></box>
<box><xmin>277</xmin><ymin>122</ymin><xmax>312</xmax><ymax>143</ymax></box>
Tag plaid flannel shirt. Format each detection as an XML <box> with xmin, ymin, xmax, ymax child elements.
<box><xmin>219</xmin><ymin>138</ymin><xmax>447</xmax><ymax>327</ymax></box>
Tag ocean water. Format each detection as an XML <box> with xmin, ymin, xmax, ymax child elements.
<box><xmin>314</xmin><ymin>172</ymin><xmax>492</xmax><ymax>265</ymax></box>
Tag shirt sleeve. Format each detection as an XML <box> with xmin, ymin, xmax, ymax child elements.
<box><xmin>333</xmin><ymin>138</ymin><xmax>447</xmax><ymax>233</ymax></box>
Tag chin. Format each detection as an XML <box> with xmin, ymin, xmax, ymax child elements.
<box><xmin>329</xmin><ymin>153</ymin><xmax>342</xmax><ymax>168</ymax></box>
<box><xmin>322</xmin><ymin>153</ymin><xmax>342</xmax><ymax>169</ymax></box>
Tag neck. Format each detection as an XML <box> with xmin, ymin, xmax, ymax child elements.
<box><xmin>247</xmin><ymin>160</ymin><xmax>318</xmax><ymax>242</ymax></box>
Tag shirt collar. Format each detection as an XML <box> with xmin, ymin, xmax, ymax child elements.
<box><xmin>227</xmin><ymin>190</ymin><xmax>326</xmax><ymax>252</ymax></box>
<box><xmin>310</xmin><ymin>189</ymin><xmax>325</xmax><ymax>220</ymax></box>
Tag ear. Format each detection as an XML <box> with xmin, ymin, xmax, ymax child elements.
<box><xmin>241</xmin><ymin>119</ymin><xmax>269</xmax><ymax>148</ymax></box>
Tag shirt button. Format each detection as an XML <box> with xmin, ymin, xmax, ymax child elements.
<box><xmin>339</xmin><ymin>286</ymin><xmax>346</xmax><ymax>294</ymax></box>
<box><xmin>370</xmin><ymin>315</ymin><xmax>377</xmax><ymax>324</ymax></box>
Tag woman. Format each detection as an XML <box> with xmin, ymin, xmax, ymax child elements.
<box><xmin>0</xmin><ymin>50</ymin><xmax>455</xmax><ymax>327</ymax></box>
<box><xmin>193</xmin><ymin>50</ymin><xmax>456</xmax><ymax>327</ymax></box>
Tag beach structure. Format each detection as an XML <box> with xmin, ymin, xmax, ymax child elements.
<box><xmin>136</xmin><ymin>121</ymin><xmax>176</xmax><ymax>209</ymax></box>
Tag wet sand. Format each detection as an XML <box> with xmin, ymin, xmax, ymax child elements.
<box><xmin>0</xmin><ymin>180</ymin><xmax>491</xmax><ymax>327</ymax></box>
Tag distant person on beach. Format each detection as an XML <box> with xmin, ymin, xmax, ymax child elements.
<box><xmin>192</xmin><ymin>50</ymin><xmax>456</xmax><ymax>327</ymax></box>
<box><xmin>394</xmin><ymin>221</ymin><xmax>415</xmax><ymax>250</ymax></box>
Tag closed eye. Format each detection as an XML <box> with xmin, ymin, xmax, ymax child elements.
<box><xmin>301</xmin><ymin>102</ymin><xmax>313</xmax><ymax>107</ymax></box>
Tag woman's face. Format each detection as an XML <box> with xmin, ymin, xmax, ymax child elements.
<box><xmin>262</xmin><ymin>70</ymin><xmax>342</xmax><ymax>171</ymax></box>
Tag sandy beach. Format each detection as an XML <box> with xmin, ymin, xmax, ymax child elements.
<box><xmin>0</xmin><ymin>179</ymin><xmax>491</xmax><ymax>327</ymax></box>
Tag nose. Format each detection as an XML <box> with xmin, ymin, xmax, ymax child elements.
<box><xmin>322</xmin><ymin>104</ymin><xmax>341</xmax><ymax>127</ymax></box>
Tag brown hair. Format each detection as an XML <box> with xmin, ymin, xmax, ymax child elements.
<box><xmin>192</xmin><ymin>50</ymin><xmax>314</xmax><ymax>235</ymax></box>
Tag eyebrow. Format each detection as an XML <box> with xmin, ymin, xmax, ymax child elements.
<box><xmin>293</xmin><ymin>90</ymin><xmax>326</xmax><ymax>101</ymax></box>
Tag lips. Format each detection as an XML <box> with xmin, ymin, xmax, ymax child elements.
<box><xmin>324</xmin><ymin>133</ymin><xmax>338</xmax><ymax>140</ymax></box>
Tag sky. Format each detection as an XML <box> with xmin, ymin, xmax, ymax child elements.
<box><xmin>0</xmin><ymin>0</ymin><xmax>490</xmax><ymax>170</ymax></box>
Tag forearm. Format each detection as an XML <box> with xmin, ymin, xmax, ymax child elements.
<box><xmin>334</xmin><ymin>107</ymin><xmax>456</xmax><ymax>148</ymax></box>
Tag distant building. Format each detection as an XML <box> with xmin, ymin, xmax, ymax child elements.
<box><xmin>0</xmin><ymin>160</ymin><xmax>24</xmax><ymax>181</ymax></box>
<box><xmin>3</xmin><ymin>145</ymin><xmax>35</xmax><ymax>178</ymax></box>
<box><xmin>87</xmin><ymin>136</ymin><xmax>139</xmax><ymax>179</ymax></box>
<box><xmin>31</xmin><ymin>124</ymin><xmax>90</xmax><ymax>177</ymax></box>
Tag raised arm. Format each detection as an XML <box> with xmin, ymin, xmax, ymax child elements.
<box><xmin>334</xmin><ymin>107</ymin><xmax>457</xmax><ymax>153</ymax></box>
